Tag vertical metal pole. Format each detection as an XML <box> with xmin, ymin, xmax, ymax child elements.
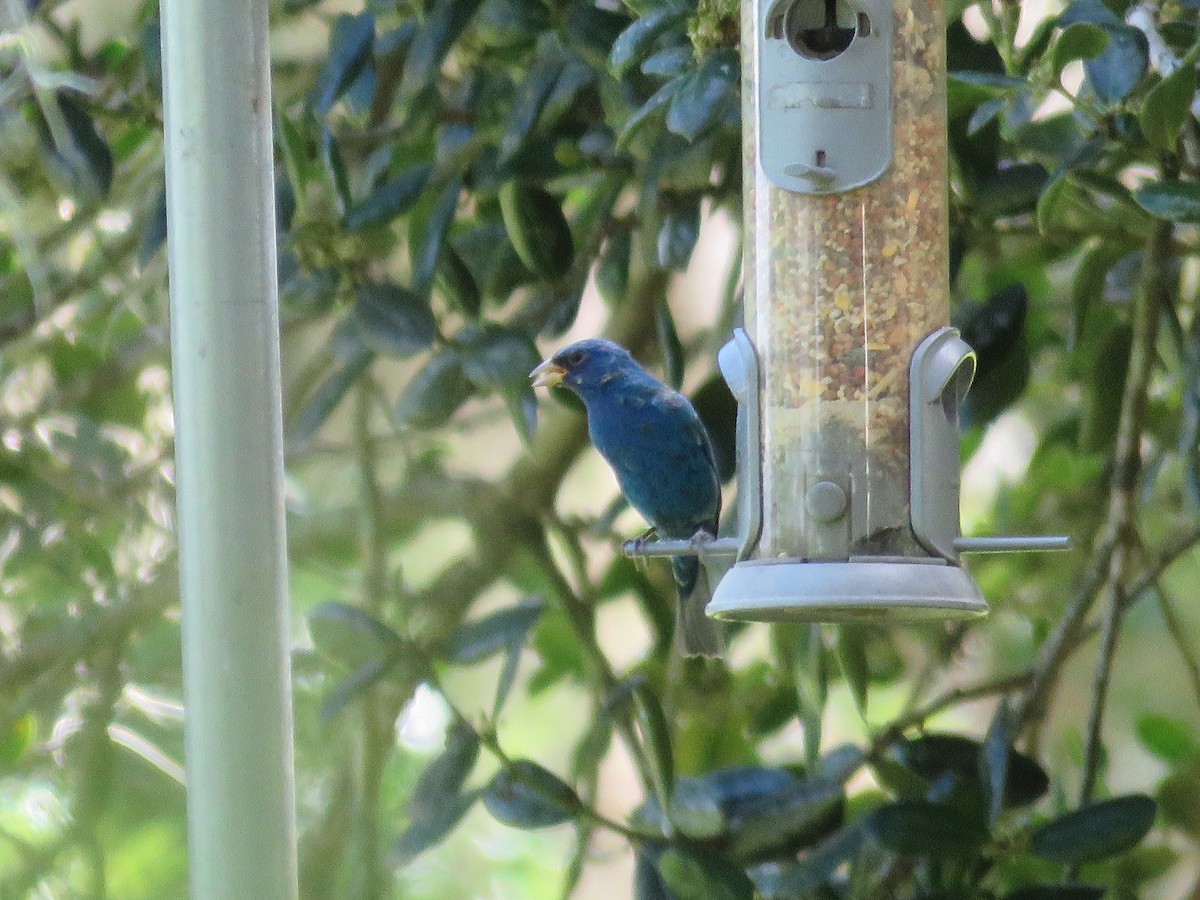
<box><xmin>160</xmin><ymin>0</ymin><xmax>298</xmax><ymax>895</ymax></box>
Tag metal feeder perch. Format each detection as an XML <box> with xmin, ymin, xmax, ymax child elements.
<box><xmin>626</xmin><ymin>0</ymin><xmax>1067</xmax><ymax>623</ymax></box>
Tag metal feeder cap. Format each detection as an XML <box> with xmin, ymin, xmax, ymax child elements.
<box><xmin>707</xmin><ymin>558</ymin><xmax>987</xmax><ymax>623</ymax></box>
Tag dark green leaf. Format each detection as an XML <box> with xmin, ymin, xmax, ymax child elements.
<box><xmin>1083</xmin><ymin>25</ymin><xmax>1148</xmax><ymax>105</ymax></box>
<box><xmin>475</xmin><ymin>0</ymin><xmax>552</xmax><ymax>50</ymax></box>
<box><xmin>319</xmin><ymin>657</ymin><xmax>395</xmax><ymax>720</ymax></box>
<box><xmin>394</xmin><ymin>788</ymin><xmax>481</xmax><ymax>864</ymax></box>
<box><xmin>500</xmin><ymin>55</ymin><xmax>565</xmax><ymax>164</ymax></box>
<box><xmin>642</xmin><ymin>45</ymin><xmax>692</xmax><ymax>77</ymax></box>
<box><xmin>504</xmin><ymin>387</ymin><xmax>539</xmax><ymax>446</ymax></box>
<box><xmin>634</xmin><ymin>852</ymin><xmax>676</xmax><ymax>900</ymax></box>
<box><xmin>400</xmin><ymin>0</ymin><xmax>484</xmax><ymax>102</ymax></box>
<box><xmin>1135</xmin><ymin>713</ymin><xmax>1200</xmax><ymax>764</ymax></box>
<box><xmin>761</xmin><ymin>824</ymin><xmax>865</xmax><ymax>899</ymax></box>
<box><xmin>312</xmin><ymin>12</ymin><xmax>375</xmax><ymax>115</ymax></box>
<box><xmin>609</xmin><ymin>8</ymin><xmax>686</xmax><ymax>75</ymax></box>
<box><xmin>657</xmin><ymin>849</ymin><xmax>754</xmax><ymax>900</ymax></box>
<box><xmin>410</xmin><ymin>178</ymin><xmax>462</xmax><ymax>294</ymax></box>
<box><xmin>835</xmin><ymin>625</ymin><xmax>869</xmax><ymax>716</ymax></box>
<box><xmin>665</xmin><ymin>50</ymin><xmax>737</xmax><ymax>142</ymax></box>
<box><xmin>596</xmin><ymin>230</ymin><xmax>632</xmax><ymax>305</ymax></box>
<box><xmin>395</xmin><ymin>351</ymin><xmax>473</xmax><ymax>429</ymax></box>
<box><xmin>656</xmin><ymin>205</ymin><xmax>700</xmax><ymax>271</ymax></box>
<box><xmin>1134</xmin><ymin>180</ymin><xmax>1200</xmax><ymax>223</ymax></box>
<box><xmin>668</xmin><ymin>775</ymin><xmax>725</xmax><ymax>839</ymax></box>
<box><xmin>308</xmin><ymin>600</ymin><xmax>403</xmax><ymax>671</ymax></box>
<box><xmin>458</xmin><ymin>323</ymin><xmax>542</xmax><ymax>392</ymax></box>
<box><xmin>0</xmin><ymin>713</ymin><xmax>35</xmax><ymax>768</ymax></box>
<box><xmin>721</xmin><ymin>775</ymin><xmax>845</xmax><ymax>862</ymax></box>
<box><xmin>138</xmin><ymin>186</ymin><xmax>168</xmax><ymax>267</ymax></box>
<box><xmin>634</xmin><ymin>684</ymin><xmax>675</xmax><ymax>808</ymax></box>
<box><xmin>484</xmin><ymin>759</ymin><xmax>581</xmax><ymax>828</ymax></box>
<box><xmin>1004</xmin><ymin>888</ymin><xmax>1105</xmax><ymax>900</ymax></box>
<box><xmin>1157</xmin><ymin>763</ymin><xmax>1200</xmax><ymax>837</ymax></box>
<box><xmin>409</xmin><ymin>718</ymin><xmax>480</xmax><ymax>821</ymax></box>
<box><xmin>292</xmin><ymin>350</ymin><xmax>373</xmax><ymax>445</ymax></box>
<box><xmin>434</xmin><ymin>245</ymin><xmax>482</xmax><ymax>318</ymax></box>
<box><xmin>654</xmin><ymin>297</ymin><xmax>684</xmax><ymax>389</ymax></box>
<box><xmin>865</xmin><ymin>800</ymin><xmax>989</xmax><ymax>857</ymax></box>
<box><xmin>448</xmin><ymin>597</ymin><xmax>544</xmax><ymax>664</ymax></box>
<box><xmin>619</xmin><ymin>77</ymin><xmax>683</xmax><ymax>144</ymax></box>
<box><xmin>355</xmin><ymin>284</ymin><xmax>438</xmax><ymax>356</ymax></box>
<box><xmin>1030</xmin><ymin>794</ymin><xmax>1157</xmax><ymax>864</ymax></box>
<box><xmin>982</xmin><ymin>698</ymin><xmax>1011</xmax><ymax>826</ymax></box>
<box><xmin>345</xmin><ymin>164</ymin><xmax>432</xmax><ymax>230</ymax></box>
<box><xmin>893</xmin><ymin>733</ymin><xmax>1049</xmax><ymax>808</ymax></box>
<box><xmin>1050</xmin><ymin>22</ymin><xmax>1110</xmax><ymax>79</ymax></box>
<box><xmin>44</xmin><ymin>92</ymin><xmax>114</xmax><ymax>202</ymax></box>
<box><xmin>1141</xmin><ymin>64</ymin><xmax>1197</xmax><ymax>152</ymax></box>
<box><xmin>498</xmin><ymin>181</ymin><xmax>574</xmax><ymax>282</ymax></box>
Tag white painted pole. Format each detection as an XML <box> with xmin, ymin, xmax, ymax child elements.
<box><xmin>160</xmin><ymin>0</ymin><xmax>298</xmax><ymax>894</ymax></box>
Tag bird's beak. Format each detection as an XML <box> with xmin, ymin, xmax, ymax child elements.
<box><xmin>530</xmin><ymin>359</ymin><xmax>566</xmax><ymax>389</ymax></box>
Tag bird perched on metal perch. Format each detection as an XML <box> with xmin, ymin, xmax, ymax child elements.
<box><xmin>530</xmin><ymin>338</ymin><xmax>725</xmax><ymax>657</ymax></box>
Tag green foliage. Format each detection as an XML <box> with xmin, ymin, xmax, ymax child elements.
<box><xmin>3</xmin><ymin>0</ymin><xmax>1200</xmax><ymax>896</ymax></box>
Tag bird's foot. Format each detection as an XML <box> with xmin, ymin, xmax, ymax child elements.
<box><xmin>688</xmin><ymin>529</ymin><xmax>717</xmax><ymax>553</ymax></box>
<box><xmin>628</xmin><ymin>527</ymin><xmax>658</xmax><ymax>570</ymax></box>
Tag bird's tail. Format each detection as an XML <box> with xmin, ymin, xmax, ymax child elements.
<box><xmin>672</xmin><ymin>556</ymin><xmax>725</xmax><ymax>658</ymax></box>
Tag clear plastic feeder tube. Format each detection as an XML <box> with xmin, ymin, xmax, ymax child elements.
<box><xmin>743</xmin><ymin>0</ymin><xmax>949</xmax><ymax>561</ymax></box>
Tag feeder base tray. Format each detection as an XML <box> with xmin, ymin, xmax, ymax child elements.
<box><xmin>707</xmin><ymin>557</ymin><xmax>987</xmax><ymax>623</ymax></box>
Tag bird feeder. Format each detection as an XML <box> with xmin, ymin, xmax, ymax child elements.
<box><xmin>628</xmin><ymin>0</ymin><xmax>1067</xmax><ymax>622</ymax></box>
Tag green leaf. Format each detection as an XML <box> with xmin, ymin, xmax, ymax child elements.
<box><xmin>633</xmin><ymin>684</ymin><xmax>675</xmax><ymax>808</ymax></box>
<box><xmin>410</xmin><ymin>178</ymin><xmax>462</xmax><ymax>294</ymax></box>
<box><xmin>865</xmin><ymin>800</ymin><xmax>989</xmax><ymax>857</ymax></box>
<box><xmin>1155</xmin><ymin>762</ymin><xmax>1200</xmax><ymax>837</ymax></box>
<box><xmin>656</xmin><ymin>849</ymin><xmax>755</xmax><ymax>900</ymax></box>
<box><xmin>619</xmin><ymin>77</ymin><xmax>683</xmax><ymax>144</ymax></box>
<box><xmin>609</xmin><ymin>8</ymin><xmax>686</xmax><ymax>76</ymax></box>
<box><xmin>1030</xmin><ymin>794</ymin><xmax>1157</xmax><ymax>864</ymax></box>
<box><xmin>665</xmin><ymin>50</ymin><xmax>737</xmax><ymax>142</ymax></box>
<box><xmin>400</xmin><ymin>0</ymin><xmax>483</xmax><ymax>102</ymax></box>
<box><xmin>982</xmin><ymin>698</ymin><xmax>1012</xmax><ymax>826</ymax></box>
<box><xmin>308</xmin><ymin>600</ymin><xmax>404</xmax><ymax>671</ymax></box>
<box><xmin>1135</xmin><ymin>713</ymin><xmax>1200</xmax><ymax>764</ymax></box>
<box><xmin>319</xmin><ymin>657</ymin><xmax>395</xmax><ymax>720</ymax></box>
<box><xmin>448</xmin><ymin>597</ymin><xmax>544</xmax><ymax>664</ymax></box>
<box><xmin>759</xmin><ymin>824</ymin><xmax>864</xmax><ymax>899</ymax></box>
<box><xmin>835</xmin><ymin>625</ymin><xmax>869</xmax><ymax>717</ymax></box>
<box><xmin>292</xmin><ymin>350</ymin><xmax>373</xmax><ymax>445</ymax></box>
<box><xmin>1050</xmin><ymin>22</ymin><xmax>1110</xmax><ymax>80</ymax></box>
<box><xmin>596</xmin><ymin>230</ymin><xmax>632</xmax><ymax>305</ymax></box>
<box><xmin>1134</xmin><ymin>180</ymin><xmax>1200</xmax><ymax>223</ymax></box>
<box><xmin>504</xmin><ymin>388</ymin><xmax>539</xmax><ymax>447</ymax></box>
<box><xmin>634</xmin><ymin>852</ymin><xmax>675</xmax><ymax>900</ymax></box>
<box><xmin>498</xmin><ymin>181</ymin><xmax>575</xmax><ymax>282</ymax></box>
<box><xmin>312</xmin><ymin>12</ymin><xmax>375</xmax><ymax>115</ymax></box>
<box><xmin>345</xmin><ymin>164</ymin><xmax>432</xmax><ymax>230</ymax></box>
<box><xmin>355</xmin><ymin>284</ymin><xmax>438</xmax><ymax>356</ymax></box>
<box><xmin>1084</xmin><ymin>25</ymin><xmax>1148</xmax><ymax>105</ymax></box>
<box><xmin>667</xmin><ymin>775</ymin><xmax>725</xmax><ymax>839</ymax></box>
<box><xmin>721</xmin><ymin>775</ymin><xmax>844</xmax><ymax>862</ymax></box>
<box><xmin>500</xmin><ymin>55</ymin><xmax>565</xmax><ymax>164</ymax></box>
<box><xmin>0</xmin><ymin>712</ymin><xmax>35</xmax><ymax>768</ymax></box>
<box><xmin>484</xmin><ymin>759</ymin><xmax>581</xmax><ymax>828</ymax></box>
<box><xmin>138</xmin><ymin>186</ymin><xmax>168</xmax><ymax>268</ymax></box>
<box><xmin>656</xmin><ymin>204</ymin><xmax>700</xmax><ymax>271</ymax></box>
<box><xmin>893</xmin><ymin>733</ymin><xmax>1049</xmax><ymax>808</ymax></box>
<box><xmin>434</xmin><ymin>245</ymin><xmax>482</xmax><ymax>318</ymax></box>
<box><xmin>1141</xmin><ymin>64</ymin><xmax>1197</xmax><ymax>152</ymax></box>
<box><xmin>43</xmin><ymin>92</ymin><xmax>115</xmax><ymax>202</ymax></box>
<box><xmin>642</xmin><ymin>45</ymin><xmax>692</xmax><ymax>77</ymax></box>
<box><xmin>1003</xmin><ymin>887</ymin><xmax>1105</xmax><ymax>900</ymax></box>
<box><xmin>653</xmin><ymin>297</ymin><xmax>684</xmax><ymax>389</ymax></box>
<box><xmin>409</xmin><ymin>718</ymin><xmax>480</xmax><ymax>821</ymax></box>
<box><xmin>395</xmin><ymin>351</ymin><xmax>473</xmax><ymax>429</ymax></box>
<box><xmin>457</xmin><ymin>323</ymin><xmax>542</xmax><ymax>393</ymax></box>
<box><xmin>394</xmin><ymin>788</ymin><xmax>481</xmax><ymax>864</ymax></box>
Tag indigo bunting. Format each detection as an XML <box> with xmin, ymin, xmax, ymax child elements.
<box><xmin>530</xmin><ymin>338</ymin><xmax>725</xmax><ymax>657</ymax></box>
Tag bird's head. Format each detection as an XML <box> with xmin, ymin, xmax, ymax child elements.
<box><xmin>529</xmin><ymin>338</ymin><xmax>634</xmax><ymax>396</ymax></box>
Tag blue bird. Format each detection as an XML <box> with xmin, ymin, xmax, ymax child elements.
<box><xmin>530</xmin><ymin>338</ymin><xmax>725</xmax><ymax>657</ymax></box>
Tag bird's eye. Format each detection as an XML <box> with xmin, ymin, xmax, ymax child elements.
<box><xmin>567</xmin><ymin>351</ymin><xmax>585</xmax><ymax>366</ymax></box>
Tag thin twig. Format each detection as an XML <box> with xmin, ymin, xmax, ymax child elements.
<box><xmin>1152</xmin><ymin>578</ymin><xmax>1200</xmax><ymax>708</ymax></box>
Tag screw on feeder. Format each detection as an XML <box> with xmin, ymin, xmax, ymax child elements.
<box><xmin>616</xmin><ymin>0</ymin><xmax>1069</xmax><ymax>624</ymax></box>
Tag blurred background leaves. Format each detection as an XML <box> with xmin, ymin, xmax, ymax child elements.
<box><xmin>1</xmin><ymin>0</ymin><xmax>1200</xmax><ymax>897</ymax></box>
